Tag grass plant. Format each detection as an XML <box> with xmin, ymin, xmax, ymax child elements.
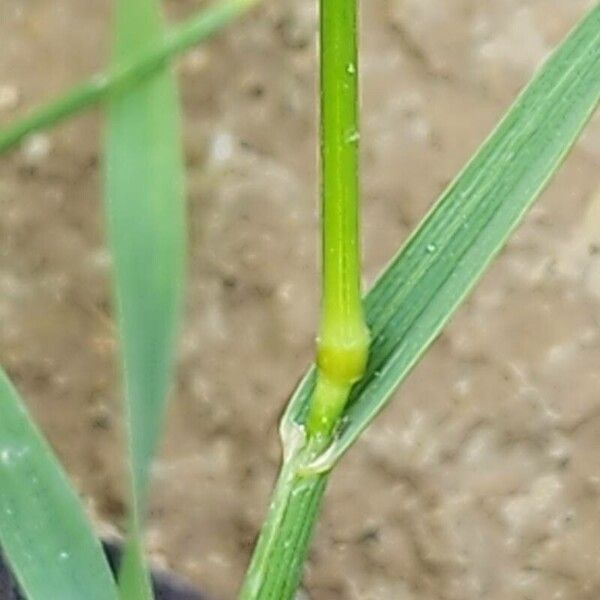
<box><xmin>240</xmin><ymin>3</ymin><xmax>600</xmax><ymax>597</ymax></box>
<box><xmin>0</xmin><ymin>1</ymin><xmax>599</xmax><ymax>599</ymax></box>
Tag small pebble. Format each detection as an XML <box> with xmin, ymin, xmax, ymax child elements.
<box><xmin>0</xmin><ymin>84</ymin><xmax>20</xmax><ymax>111</ymax></box>
<box><xmin>181</xmin><ymin>49</ymin><xmax>210</xmax><ymax>74</ymax></box>
<box><xmin>209</xmin><ymin>130</ymin><xmax>235</xmax><ymax>165</ymax></box>
<box><xmin>21</xmin><ymin>134</ymin><xmax>52</xmax><ymax>164</ymax></box>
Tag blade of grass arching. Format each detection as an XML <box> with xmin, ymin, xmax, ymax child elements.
<box><xmin>0</xmin><ymin>0</ymin><xmax>259</xmax><ymax>155</ymax></box>
<box><xmin>241</xmin><ymin>5</ymin><xmax>600</xmax><ymax>598</ymax></box>
<box><xmin>0</xmin><ymin>369</ymin><xmax>119</xmax><ymax>600</ymax></box>
<box><xmin>104</xmin><ymin>0</ymin><xmax>185</xmax><ymax>598</ymax></box>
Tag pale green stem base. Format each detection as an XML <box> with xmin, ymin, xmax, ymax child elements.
<box><xmin>238</xmin><ymin>438</ymin><xmax>328</xmax><ymax>600</ymax></box>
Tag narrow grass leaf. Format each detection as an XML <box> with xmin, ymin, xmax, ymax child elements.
<box><xmin>0</xmin><ymin>369</ymin><xmax>118</xmax><ymax>600</ymax></box>
<box><xmin>0</xmin><ymin>0</ymin><xmax>259</xmax><ymax>155</ymax></box>
<box><xmin>104</xmin><ymin>0</ymin><xmax>185</xmax><ymax>597</ymax></box>
<box><xmin>283</xmin><ymin>4</ymin><xmax>600</xmax><ymax>471</ymax></box>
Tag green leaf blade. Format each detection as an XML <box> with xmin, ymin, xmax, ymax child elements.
<box><xmin>106</xmin><ymin>0</ymin><xmax>184</xmax><ymax>518</ymax></box>
<box><xmin>104</xmin><ymin>0</ymin><xmax>186</xmax><ymax>596</ymax></box>
<box><xmin>0</xmin><ymin>0</ymin><xmax>260</xmax><ymax>156</ymax></box>
<box><xmin>284</xmin><ymin>4</ymin><xmax>600</xmax><ymax>471</ymax></box>
<box><xmin>0</xmin><ymin>370</ymin><xmax>119</xmax><ymax>600</ymax></box>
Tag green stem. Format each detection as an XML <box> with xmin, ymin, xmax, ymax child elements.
<box><xmin>0</xmin><ymin>0</ymin><xmax>258</xmax><ymax>154</ymax></box>
<box><xmin>240</xmin><ymin>1</ymin><xmax>367</xmax><ymax>597</ymax></box>
<box><xmin>117</xmin><ymin>532</ymin><xmax>154</xmax><ymax>600</ymax></box>
<box><xmin>308</xmin><ymin>0</ymin><xmax>368</xmax><ymax>440</ymax></box>
<box><xmin>239</xmin><ymin>430</ymin><xmax>328</xmax><ymax>599</ymax></box>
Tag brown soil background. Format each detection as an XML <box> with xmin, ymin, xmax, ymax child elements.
<box><xmin>2</xmin><ymin>1</ymin><xmax>600</xmax><ymax>598</ymax></box>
